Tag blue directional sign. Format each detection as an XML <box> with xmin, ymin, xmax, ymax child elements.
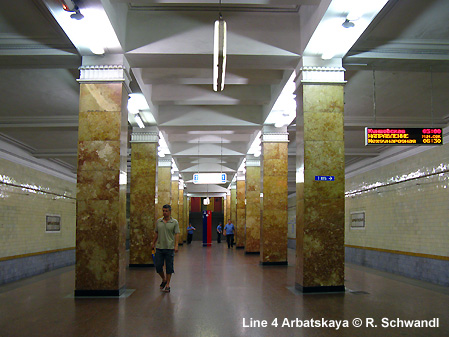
<box><xmin>315</xmin><ymin>176</ymin><xmax>335</xmax><ymax>181</ymax></box>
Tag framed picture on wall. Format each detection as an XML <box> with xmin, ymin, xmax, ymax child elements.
<box><xmin>46</xmin><ymin>214</ymin><xmax>61</xmax><ymax>232</ymax></box>
<box><xmin>350</xmin><ymin>211</ymin><xmax>365</xmax><ymax>229</ymax></box>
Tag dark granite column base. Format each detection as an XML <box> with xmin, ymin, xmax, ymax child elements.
<box><xmin>295</xmin><ymin>283</ymin><xmax>345</xmax><ymax>293</ymax></box>
<box><xmin>245</xmin><ymin>251</ymin><xmax>260</xmax><ymax>255</ymax></box>
<box><xmin>75</xmin><ymin>286</ymin><xmax>126</xmax><ymax>297</ymax></box>
<box><xmin>129</xmin><ymin>263</ymin><xmax>154</xmax><ymax>268</ymax></box>
<box><xmin>260</xmin><ymin>261</ymin><xmax>288</xmax><ymax>266</ymax></box>
<box><xmin>236</xmin><ymin>246</ymin><xmax>244</xmax><ymax>249</ymax></box>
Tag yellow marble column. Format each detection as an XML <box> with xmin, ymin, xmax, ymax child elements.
<box><xmin>170</xmin><ymin>174</ymin><xmax>179</xmax><ymax>228</ymax></box>
<box><xmin>156</xmin><ymin>158</ymin><xmax>172</xmax><ymax>221</ymax></box>
<box><xmin>129</xmin><ymin>129</ymin><xmax>158</xmax><ymax>267</ymax></box>
<box><xmin>226</xmin><ymin>192</ymin><xmax>231</xmax><ymax>224</ymax></box>
<box><xmin>230</xmin><ymin>183</ymin><xmax>237</xmax><ymax>226</ymax></box>
<box><xmin>236</xmin><ymin>174</ymin><xmax>246</xmax><ymax>249</ymax></box>
<box><xmin>178</xmin><ymin>184</ymin><xmax>184</xmax><ymax>245</ymax></box>
<box><xmin>245</xmin><ymin>156</ymin><xmax>261</xmax><ymax>254</ymax></box>
<box><xmin>295</xmin><ymin>64</ymin><xmax>345</xmax><ymax>293</ymax></box>
<box><xmin>75</xmin><ymin>61</ymin><xmax>129</xmax><ymax>296</ymax></box>
<box><xmin>260</xmin><ymin>127</ymin><xmax>289</xmax><ymax>265</ymax></box>
<box><xmin>184</xmin><ymin>194</ymin><xmax>188</xmax><ymax>242</ymax></box>
<box><xmin>223</xmin><ymin>197</ymin><xmax>227</xmax><ymax>224</ymax></box>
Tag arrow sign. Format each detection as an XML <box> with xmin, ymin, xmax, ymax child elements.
<box><xmin>315</xmin><ymin>176</ymin><xmax>335</xmax><ymax>181</ymax></box>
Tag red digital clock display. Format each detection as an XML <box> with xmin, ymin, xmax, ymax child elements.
<box><xmin>365</xmin><ymin>128</ymin><xmax>443</xmax><ymax>146</ymax></box>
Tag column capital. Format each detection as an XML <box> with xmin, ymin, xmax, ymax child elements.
<box><xmin>77</xmin><ymin>55</ymin><xmax>131</xmax><ymax>92</ymax></box>
<box><xmin>171</xmin><ymin>172</ymin><xmax>179</xmax><ymax>181</ymax></box>
<box><xmin>130</xmin><ymin>131</ymin><xmax>159</xmax><ymax>143</ymax></box>
<box><xmin>246</xmin><ymin>158</ymin><xmax>261</xmax><ymax>167</ymax></box>
<box><xmin>158</xmin><ymin>158</ymin><xmax>172</xmax><ymax>167</ymax></box>
<box><xmin>299</xmin><ymin>66</ymin><xmax>346</xmax><ymax>84</ymax></box>
<box><xmin>262</xmin><ymin>125</ymin><xmax>289</xmax><ymax>143</ymax></box>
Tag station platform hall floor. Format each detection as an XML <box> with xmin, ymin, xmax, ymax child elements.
<box><xmin>1</xmin><ymin>243</ymin><xmax>448</xmax><ymax>337</ymax></box>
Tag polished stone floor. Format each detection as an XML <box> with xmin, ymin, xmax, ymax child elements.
<box><xmin>1</xmin><ymin>242</ymin><xmax>448</xmax><ymax>337</ymax></box>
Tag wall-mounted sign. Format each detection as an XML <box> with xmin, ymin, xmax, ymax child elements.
<box><xmin>193</xmin><ymin>173</ymin><xmax>227</xmax><ymax>184</ymax></box>
<box><xmin>315</xmin><ymin>176</ymin><xmax>335</xmax><ymax>181</ymax></box>
<box><xmin>365</xmin><ymin>128</ymin><xmax>443</xmax><ymax>146</ymax></box>
<box><xmin>46</xmin><ymin>215</ymin><xmax>61</xmax><ymax>232</ymax></box>
<box><xmin>350</xmin><ymin>212</ymin><xmax>365</xmax><ymax>229</ymax></box>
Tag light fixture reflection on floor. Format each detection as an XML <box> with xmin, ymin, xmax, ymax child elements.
<box><xmin>213</xmin><ymin>3</ymin><xmax>227</xmax><ymax>92</ymax></box>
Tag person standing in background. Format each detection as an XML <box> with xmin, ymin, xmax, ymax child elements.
<box><xmin>187</xmin><ymin>223</ymin><xmax>196</xmax><ymax>244</ymax></box>
<box><xmin>217</xmin><ymin>222</ymin><xmax>223</xmax><ymax>243</ymax></box>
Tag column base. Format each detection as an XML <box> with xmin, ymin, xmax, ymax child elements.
<box><xmin>129</xmin><ymin>263</ymin><xmax>154</xmax><ymax>268</ymax></box>
<box><xmin>260</xmin><ymin>261</ymin><xmax>288</xmax><ymax>266</ymax></box>
<box><xmin>245</xmin><ymin>251</ymin><xmax>260</xmax><ymax>255</ymax></box>
<box><xmin>295</xmin><ymin>283</ymin><xmax>345</xmax><ymax>293</ymax></box>
<box><xmin>236</xmin><ymin>246</ymin><xmax>244</xmax><ymax>249</ymax></box>
<box><xmin>74</xmin><ymin>286</ymin><xmax>126</xmax><ymax>297</ymax></box>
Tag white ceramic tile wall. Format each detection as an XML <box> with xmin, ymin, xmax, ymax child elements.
<box><xmin>346</xmin><ymin>144</ymin><xmax>449</xmax><ymax>257</ymax></box>
<box><xmin>0</xmin><ymin>158</ymin><xmax>76</xmax><ymax>258</ymax></box>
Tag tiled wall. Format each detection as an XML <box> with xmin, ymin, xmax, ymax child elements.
<box><xmin>345</xmin><ymin>143</ymin><xmax>449</xmax><ymax>285</ymax></box>
<box><xmin>345</xmin><ymin>144</ymin><xmax>449</xmax><ymax>257</ymax></box>
<box><xmin>0</xmin><ymin>157</ymin><xmax>76</xmax><ymax>282</ymax></box>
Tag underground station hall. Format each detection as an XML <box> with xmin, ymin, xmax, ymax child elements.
<box><xmin>1</xmin><ymin>0</ymin><xmax>449</xmax><ymax>336</ymax></box>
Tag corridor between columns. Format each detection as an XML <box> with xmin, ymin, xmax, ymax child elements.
<box><xmin>1</xmin><ymin>243</ymin><xmax>448</xmax><ymax>336</ymax></box>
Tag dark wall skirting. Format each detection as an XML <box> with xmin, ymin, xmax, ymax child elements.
<box><xmin>0</xmin><ymin>249</ymin><xmax>75</xmax><ymax>285</ymax></box>
<box><xmin>295</xmin><ymin>284</ymin><xmax>345</xmax><ymax>293</ymax></box>
<box><xmin>260</xmin><ymin>261</ymin><xmax>288</xmax><ymax>266</ymax></box>
<box><xmin>345</xmin><ymin>246</ymin><xmax>449</xmax><ymax>287</ymax></box>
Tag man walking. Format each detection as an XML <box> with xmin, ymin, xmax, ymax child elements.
<box><xmin>152</xmin><ymin>204</ymin><xmax>180</xmax><ymax>293</ymax></box>
<box><xmin>224</xmin><ymin>219</ymin><xmax>235</xmax><ymax>249</ymax></box>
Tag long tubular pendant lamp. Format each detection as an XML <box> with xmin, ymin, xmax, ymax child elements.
<box><xmin>213</xmin><ymin>8</ymin><xmax>227</xmax><ymax>92</ymax></box>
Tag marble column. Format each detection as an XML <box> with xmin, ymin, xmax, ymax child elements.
<box><xmin>185</xmin><ymin>195</ymin><xmax>190</xmax><ymax>239</ymax></box>
<box><xmin>226</xmin><ymin>192</ymin><xmax>231</xmax><ymax>225</ymax></box>
<box><xmin>295</xmin><ymin>61</ymin><xmax>345</xmax><ymax>293</ymax></box>
<box><xmin>260</xmin><ymin>126</ymin><xmax>289</xmax><ymax>265</ymax></box>
<box><xmin>245</xmin><ymin>156</ymin><xmax>261</xmax><ymax>254</ymax></box>
<box><xmin>156</xmin><ymin>158</ymin><xmax>172</xmax><ymax>220</ymax></box>
<box><xmin>75</xmin><ymin>58</ymin><xmax>130</xmax><ymax>296</ymax></box>
<box><xmin>178</xmin><ymin>183</ymin><xmax>184</xmax><ymax>245</ymax></box>
<box><xmin>223</xmin><ymin>196</ymin><xmax>227</xmax><ymax>224</ymax></box>
<box><xmin>129</xmin><ymin>129</ymin><xmax>158</xmax><ymax>267</ymax></box>
<box><xmin>170</xmin><ymin>174</ymin><xmax>179</xmax><ymax>231</ymax></box>
<box><xmin>236</xmin><ymin>173</ymin><xmax>246</xmax><ymax>249</ymax></box>
<box><xmin>230</xmin><ymin>182</ymin><xmax>237</xmax><ymax>226</ymax></box>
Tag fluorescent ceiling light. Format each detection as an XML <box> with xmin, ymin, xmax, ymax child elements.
<box><xmin>134</xmin><ymin>114</ymin><xmax>145</xmax><ymax>129</ymax></box>
<box><xmin>193</xmin><ymin>173</ymin><xmax>227</xmax><ymax>184</ymax></box>
<box><xmin>158</xmin><ymin>131</ymin><xmax>170</xmax><ymax>156</ymax></box>
<box><xmin>47</xmin><ymin>5</ymin><xmax>121</xmax><ymax>56</ymax></box>
<box><xmin>304</xmin><ymin>0</ymin><xmax>389</xmax><ymax>60</ymax></box>
<box><xmin>265</xmin><ymin>72</ymin><xmax>296</xmax><ymax>127</ymax></box>
<box><xmin>128</xmin><ymin>93</ymin><xmax>149</xmax><ymax>115</ymax></box>
<box><xmin>247</xmin><ymin>131</ymin><xmax>262</xmax><ymax>155</ymax></box>
<box><xmin>213</xmin><ymin>14</ymin><xmax>227</xmax><ymax>92</ymax></box>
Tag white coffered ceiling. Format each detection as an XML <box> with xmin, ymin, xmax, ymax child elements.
<box><xmin>1</xmin><ymin>0</ymin><xmax>449</xmax><ymax>196</ymax></box>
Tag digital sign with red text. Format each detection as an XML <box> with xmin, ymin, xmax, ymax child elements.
<box><xmin>365</xmin><ymin>128</ymin><xmax>443</xmax><ymax>146</ymax></box>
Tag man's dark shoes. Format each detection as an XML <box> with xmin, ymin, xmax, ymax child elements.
<box><xmin>160</xmin><ymin>281</ymin><xmax>167</xmax><ymax>290</ymax></box>
<box><xmin>163</xmin><ymin>286</ymin><xmax>170</xmax><ymax>293</ymax></box>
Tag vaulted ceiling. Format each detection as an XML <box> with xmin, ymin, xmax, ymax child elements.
<box><xmin>1</xmin><ymin>0</ymin><xmax>449</xmax><ymax>196</ymax></box>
